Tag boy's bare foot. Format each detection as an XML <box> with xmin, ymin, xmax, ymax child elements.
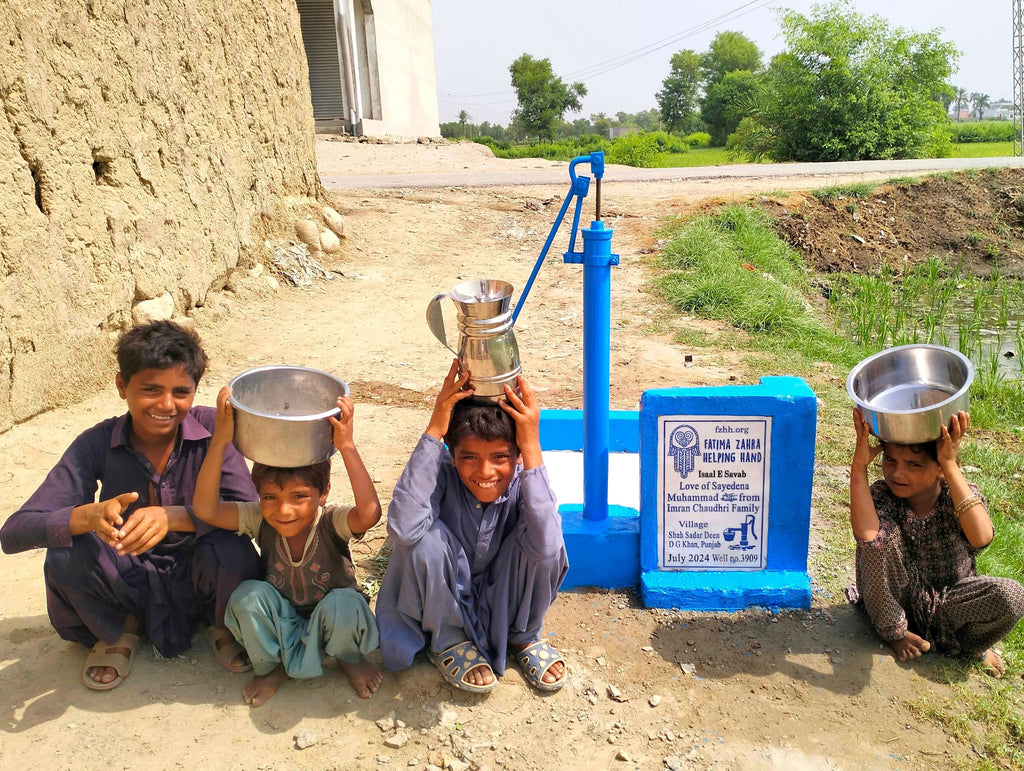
<box><xmin>462</xmin><ymin>662</ymin><xmax>495</xmax><ymax>688</ymax></box>
<box><xmin>980</xmin><ymin>649</ymin><xmax>1005</xmax><ymax>677</ymax></box>
<box><xmin>889</xmin><ymin>632</ymin><xmax>931</xmax><ymax>662</ymax></box>
<box><xmin>338</xmin><ymin>657</ymin><xmax>383</xmax><ymax>698</ymax></box>
<box><xmin>243</xmin><ymin>666</ymin><xmax>288</xmax><ymax>707</ymax></box>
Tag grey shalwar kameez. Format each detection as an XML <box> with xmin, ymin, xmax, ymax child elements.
<box><xmin>375</xmin><ymin>434</ymin><xmax>567</xmax><ymax>675</ymax></box>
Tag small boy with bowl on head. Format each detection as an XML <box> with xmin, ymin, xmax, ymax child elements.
<box><xmin>375</xmin><ymin>359</ymin><xmax>568</xmax><ymax>693</ymax></box>
<box><xmin>0</xmin><ymin>320</ymin><xmax>261</xmax><ymax>690</ymax></box>
<box><xmin>850</xmin><ymin>408</ymin><xmax>1024</xmax><ymax>675</ymax></box>
<box><xmin>192</xmin><ymin>385</ymin><xmax>383</xmax><ymax>706</ymax></box>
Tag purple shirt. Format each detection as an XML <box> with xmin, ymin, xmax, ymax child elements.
<box><xmin>387</xmin><ymin>433</ymin><xmax>563</xmax><ymax>572</ymax></box>
<box><xmin>1</xmin><ymin>406</ymin><xmax>257</xmax><ymax>553</ymax></box>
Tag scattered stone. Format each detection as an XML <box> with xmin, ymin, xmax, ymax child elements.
<box><xmin>679</xmin><ymin>663</ymin><xmax>696</xmax><ymax>675</ymax></box>
<box><xmin>407</xmin><ymin>759</ymin><xmax>419</xmax><ymax>766</ymax></box>
<box><xmin>170</xmin><ymin>315</ymin><xmax>196</xmax><ymax>332</ymax></box>
<box><xmin>132</xmin><ymin>292</ymin><xmax>174</xmax><ymax>325</ymax></box>
<box><xmin>375</xmin><ymin>755</ymin><xmax>389</xmax><ymax>765</ymax></box>
<box><xmin>664</xmin><ymin>755</ymin><xmax>683</xmax><ymax>770</ymax></box>
<box><xmin>247</xmin><ymin>263</ymin><xmax>264</xmax><ymax>279</ymax></box>
<box><xmin>295</xmin><ymin>219</ymin><xmax>320</xmax><ymax>249</ymax></box>
<box><xmin>641</xmin><ymin>645</ymin><xmax>654</xmax><ymax>652</ymax></box>
<box><xmin>851</xmin><ymin>234</ymin><xmax>865</xmax><ymax>244</ymax></box>
<box><xmin>322</xmin><ymin>205</ymin><xmax>346</xmax><ymax>238</ymax></box>
<box><xmin>607</xmin><ymin>684</ymin><xmax>627</xmax><ymax>702</ymax></box>
<box><xmin>649</xmin><ymin>695</ymin><xmax>662</xmax><ymax>707</ymax></box>
<box><xmin>294</xmin><ymin>730</ymin><xmax>318</xmax><ymax>749</ymax></box>
<box><xmin>320</xmin><ymin>228</ymin><xmax>342</xmax><ymax>254</ymax></box>
<box><xmin>616</xmin><ymin>749</ymin><xmax>633</xmax><ymax>762</ymax></box>
<box><xmin>375</xmin><ymin>713</ymin><xmax>396</xmax><ymax>732</ymax></box>
<box><xmin>384</xmin><ymin>732</ymin><xmax>409</xmax><ymax>749</ymax></box>
<box><xmin>596</xmin><ymin>656</ymin><xmax>607</xmax><ymax>666</ymax></box>
<box><xmin>450</xmin><ymin>760</ymin><xmax>471</xmax><ymax>771</ymax></box>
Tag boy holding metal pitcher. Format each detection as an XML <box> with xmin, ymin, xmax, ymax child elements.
<box><xmin>375</xmin><ymin>359</ymin><xmax>568</xmax><ymax>693</ymax></box>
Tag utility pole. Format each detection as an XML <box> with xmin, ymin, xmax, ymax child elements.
<box><xmin>1015</xmin><ymin>0</ymin><xmax>1023</xmax><ymax>155</ymax></box>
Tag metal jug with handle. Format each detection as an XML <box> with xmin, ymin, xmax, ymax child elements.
<box><xmin>425</xmin><ymin>278</ymin><xmax>522</xmax><ymax>399</ymax></box>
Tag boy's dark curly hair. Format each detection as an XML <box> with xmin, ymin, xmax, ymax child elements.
<box><xmin>445</xmin><ymin>396</ymin><xmax>517</xmax><ymax>451</ymax></box>
<box><xmin>250</xmin><ymin>459</ymin><xmax>331</xmax><ymax>496</ymax></box>
<box><xmin>115</xmin><ymin>320</ymin><xmax>207</xmax><ymax>385</ymax></box>
<box><xmin>882</xmin><ymin>440</ymin><xmax>938</xmax><ymax>462</ymax></box>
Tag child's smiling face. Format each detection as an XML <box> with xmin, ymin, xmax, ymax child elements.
<box><xmin>258</xmin><ymin>478</ymin><xmax>328</xmax><ymax>542</ymax></box>
<box><xmin>116</xmin><ymin>364</ymin><xmax>196</xmax><ymax>445</ymax></box>
<box><xmin>881</xmin><ymin>443</ymin><xmax>942</xmax><ymax>504</ymax></box>
<box><xmin>451</xmin><ymin>435</ymin><xmax>520</xmax><ymax>504</ymax></box>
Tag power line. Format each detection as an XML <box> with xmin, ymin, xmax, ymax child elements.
<box><xmin>441</xmin><ymin>0</ymin><xmax>777</xmax><ymax>101</ymax></box>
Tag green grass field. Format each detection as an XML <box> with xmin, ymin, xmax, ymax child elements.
<box><xmin>653</xmin><ymin>147</ymin><xmax>735</xmax><ymax>167</ymax></box>
<box><xmin>949</xmin><ymin>141</ymin><xmax>1015</xmax><ymax>158</ymax></box>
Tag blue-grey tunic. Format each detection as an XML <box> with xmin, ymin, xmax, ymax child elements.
<box><xmin>375</xmin><ymin>433</ymin><xmax>567</xmax><ymax>675</ymax></box>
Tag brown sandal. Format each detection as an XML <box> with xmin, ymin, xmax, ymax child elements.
<box><xmin>201</xmin><ymin>626</ymin><xmax>252</xmax><ymax>673</ymax></box>
<box><xmin>82</xmin><ymin>632</ymin><xmax>139</xmax><ymax>691</ymax></box>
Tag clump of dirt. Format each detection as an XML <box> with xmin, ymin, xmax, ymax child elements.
<box><xmin>765</xmin><ymin>168</ymin><xmax>1024</xmax><ymax>277</ymax></box>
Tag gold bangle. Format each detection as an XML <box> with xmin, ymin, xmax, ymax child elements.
<box><xmin>954</xmin><ymin>494</ymin><xmax>983</xmax><ymax>517</ymax></box>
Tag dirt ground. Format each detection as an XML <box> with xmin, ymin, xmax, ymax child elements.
<box><xmin>0</xmin><ymin>140</ymin><xmax>1013</xmax><ymax>771</ymax></box>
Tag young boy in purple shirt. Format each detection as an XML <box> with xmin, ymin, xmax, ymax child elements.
<box><xmin>375</xmin><ymin>359</ymin><xmax>568</xmax><ymax>693</ymax></box>
<box><xmin>0</xmin><ymin>321</ymin><xmax>260</xmax><ymax>690</ymax></box>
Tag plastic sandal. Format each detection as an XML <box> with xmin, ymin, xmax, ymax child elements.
<box><xmin>201</xmin><ymin>625</ymin><xmax>253</xmax><ymax>673</ymax></box>
<box><xmin>82</xmin><ymin>632</ymin><xmax>140</xmax><ymax>691</ymax></box>
<box><xmin>513</xmin><ymin>640</ymin><xmax>566</xmax><ymax>692</ymax></box>
<box><xmin>431</xmin><ymin>641</ymin><xmax>497</xmax><ymax>693</ymax></box>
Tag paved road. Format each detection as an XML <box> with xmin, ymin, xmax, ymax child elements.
<box><xmin>321</xmin><ymin>155</ymin><xmax>1024</xmax><ymax>190</ymax></box>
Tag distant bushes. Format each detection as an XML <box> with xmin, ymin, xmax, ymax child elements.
<box><xmin>949</xmin><ymin>121</ymin><xmax>1015</xmax><ymax>143</ymax></box>
<box><xmin>683</xmin><ymin>132</ymin><xmax>712</xmax><ymax>148</ymax></box>
<box><xmin>474</xmin><ymin>135</ymin><xmax>607</xmax><ymax>161</ymax></box>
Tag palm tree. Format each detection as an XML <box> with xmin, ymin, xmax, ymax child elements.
<box><xmin>458</xmin><ymin>110</ymin><xmax>471</xmax><ymax>138</ymax></box>
<box><xmin>953</xmin><ymin>87</ymin><xmax>969</xmax><ymax>122</ymax></box>
<box><xmin>971</xmin><ymin>92</ymin><xmax>991</xmax><ymax>120</ymax></box>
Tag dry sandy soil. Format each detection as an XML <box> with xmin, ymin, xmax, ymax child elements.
<box><xmin>0</xmin><ymin>140</ymin><xmax>1009</xmax><ymax>771</ymax></box>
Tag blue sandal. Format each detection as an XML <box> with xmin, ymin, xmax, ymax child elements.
<box><xmin>513</xmin><ymin>641</ymin><xmax>566</xmax><ymax>692</ymax></box>
<box><xmin>432</xmin><ymin>641</ymin><xmax>497</xmax><ymax>693</ymax></box>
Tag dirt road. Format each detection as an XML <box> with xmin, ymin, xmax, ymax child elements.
<box><xmin>0</xmin><ymin>141</ymin><xmax>993</xmax><ymax>770</ymax></box>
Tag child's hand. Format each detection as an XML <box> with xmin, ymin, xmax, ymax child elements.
<box><xmin>425</xmin><ymin>358</ymin><xmax>475</xmax><ymax>440</ymax></box>
<box><xmin>500</xmin><ymin>375</ymin><xmax>543</xmax><ymax>469</ymax></box>
<box><xmin>89</xmin><ymin>492</ymin><xmax>138</xmax><ymax>546</ymax></box>
<box><xmin>212</xmin><ymin>386</ymin><xmax>235</xmax><ymax>446</ymax></box>
<box><xmin>852</xmin><ymin>408</ymin><xmax>883</xmax><ymax>469</ymax></box>
<box><xmin>938</xmin><ymin>410</ymin><xmax>969</xmax><ymax>465</ymax></box>
<box><xmin>115</xmin><ymin>505</ymin><xmax>170</xmax><ymax>555</ymax></box>
<box><xmin>328</xmin><ymin>395</ymin><xmax>356</xmax><ymax>452</ymax></box>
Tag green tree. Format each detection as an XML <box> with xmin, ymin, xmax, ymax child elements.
<box><xmin>656</xmin><ymin>49</ymin><xmax>702</xmax><ymax>134</ymax></box>
<box><xmin>971</xmin><ymin>92</ymin><xmax>991</xmax><ymax>120</ymax></box>
<box><xmin>702</xmin><ymin>70</ymin><xmax>760</xmax><ymax>145</ymax></box>
<box><xmin>700</xmin><ymin>31</ymin><xmax>761</xmax><ymax>87</ymax></box>
<box><xmin>591</xmin><ymin>112</ymin><xmax>611</xmax><ymax>135</ymax></box>
<box><xmin>731</xmin><ymin>1</ymin><xmax>958</xmax><ymax>162</ymax></box>
<box><xmin>458</xmin><ymin>109</ymin><xmax>471</xmax><ymax>138</ymax></box>
<box><xmin>509</xmin><ymin>54</ymin><xmax>587</xmax><ymax>142</ymax></box>
<box><xmin>953</xmin><ymin>86</ymin><xmax>969</xmax><ymax>121</ymax></box>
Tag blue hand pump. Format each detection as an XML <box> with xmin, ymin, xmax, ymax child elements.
<box><xmin>512</xmin><ymin>151</ymin><xmax>619</xmax><ymax>521</ymax></box>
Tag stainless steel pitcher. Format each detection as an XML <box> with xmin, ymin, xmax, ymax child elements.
<box><xmin>426</xmin><ymin>279</ymin><xmax>522</xmax><ymax>399</ymax></box>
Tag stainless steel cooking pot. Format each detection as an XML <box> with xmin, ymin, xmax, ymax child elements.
<box><xmin>846</xmin><ymin>344</ymin><xmax>973</xmax><ymax>444</ymax></box>
<box><xmin>228</xmin><ymin>365</ymin><xmax>349</xmax><ymax>467</ymax></box>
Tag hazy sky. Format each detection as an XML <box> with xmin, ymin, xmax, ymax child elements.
<box><xmin>431</xmin><ymin>0</ymin><xmax>1010</xmax><ymax>125</ymax></box>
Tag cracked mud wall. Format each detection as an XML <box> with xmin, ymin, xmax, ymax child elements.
<box><xmin>0</xmin><ymin>1</ymin><xmax>321</xmax><ymax>431</ymax></box>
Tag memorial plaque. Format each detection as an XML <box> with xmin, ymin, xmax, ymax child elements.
<box><xmin>657</xmin><ymin>415</ymin><xmax>771</xmax><ymax>570</ymax></box>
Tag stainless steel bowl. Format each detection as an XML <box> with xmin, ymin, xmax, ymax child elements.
<box><xmin>228</xmin><ymin>365</ymin><xmax>349</xmax><ymax>467</ymax></box>
<box><xmin>847</xmin><ymin>344</ymin><xmax>973</xmax><ymax>444</ymax></box>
